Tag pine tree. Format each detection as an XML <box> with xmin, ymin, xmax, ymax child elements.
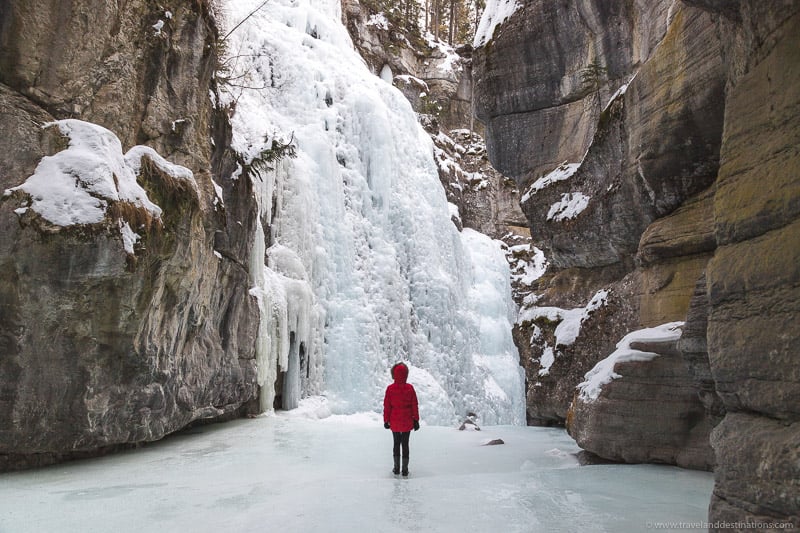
<box><xmin>580</xmin><ymin>59</ymin><xmax>607</xmax><ymax>108</ymax></box>
<box><xmin>580</xmin><ymin>59</ymin><xmax>607</xmax><ymax>92</ymax></box>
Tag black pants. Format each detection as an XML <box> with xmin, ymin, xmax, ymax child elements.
<box><xmin>392</xmin><ymin>431</ymin><xmax>410</xmax><ymax>458</ymax></box>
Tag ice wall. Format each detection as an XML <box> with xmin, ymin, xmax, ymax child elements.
<box><xmin>222</xmin><ymin>0</ymin><xmax>524</xmax><ymax>425</ymax></box>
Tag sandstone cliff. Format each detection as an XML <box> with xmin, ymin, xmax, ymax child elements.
<box><xmin>474</xmin><ymin>0</ymin><xmax>722</xmax><ymax>456</ymax></box>
<box><xmin>474</xmin><ymin>0</ymin><xmax>799</xmax><ymax>525</ymax></box>
<box><xmin>695</xmin><ymin>1</ymin><xmax>800</xmax><ymax>525</ymax></box>
<box><xmin>0</xmin><ymin>0</ymin><xmax>260</xmax><ymax>470</ymax></box>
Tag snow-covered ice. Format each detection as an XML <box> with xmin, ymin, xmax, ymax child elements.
<box><xmin>0</xmin><ymin>409</ymin><xmax>712</xmax><ymax>533</ymax></box>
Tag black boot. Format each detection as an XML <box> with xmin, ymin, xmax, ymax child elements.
<box><xmin>392</xmin><ymin>455</ymin><xmax>400</xmax><ymax>475</ymax></box>
<box><xmin>401</xmin><ymin>456</ymin><xmax>409</xmax><ymax>477</ymax></box>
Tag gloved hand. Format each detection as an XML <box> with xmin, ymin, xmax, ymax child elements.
<box><xmin>413</xmin><ymin>420</ymin><xmax>420</xmax><ymax>431</ymax></box>
<box><xmin>384</xmin><ymin>422</ymin><xmax>391</xmax><ymax>430</ymax></box>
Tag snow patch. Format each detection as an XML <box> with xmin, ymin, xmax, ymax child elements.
<box><xmin>473</xmin><ymin>0</ymin><xmax>522</xmax><ymax>47</ymax></box>
<box><xmin>211</xmin><ymin>178</ymin><xmax>225</xmax><ymax>209</ymax></box>
<box><xmin>119</xmin><ymin>221</ymin><xmax>140</xmax><ymax>255</ymax></box>
<box><xmin>519</xmin><ymin>289</ymin><xmax>609</xmax><ymax>348</ymax></box>
<box><xmin>508</xmin><ymin>245</ymin><xmax>547</xmax><ymax>286</ymax></box>
<box><xmin>424</xmin><ymin>33</ymin><xmax>462</xmax><ymax>76</ymax></box>
<box><xmin>603</xmin><ymin>72</ymin><xmax>639</xmax><ymax>112</ymax></box>
<box><xmin>521</xmin><ymin>162</ymin><xmax>581</xmax><ymax>202</ymax></box>
<box><xmin>366</xmin><ymin>12</ymin><xmax>388</xmax><ymax>30</ymax></box>
<box><xmin>577</xmin><ymin>322</ymin><xmax>684</xmax><ymax>402</ymax></box>
<box><xmin>280</xmin><ymin>395</ymin><xmax>334</xmax><ymax>420</ymax></box>
<box><xmin>124</xmin><ymin>145</ymin><xmax>196</xmax><ymax>185</ymax></box>
<box><xmin>538</xmin><ymin>345</ymin><xmax>555</xmax><ymax>376</ymax></box>
<box><xmin>520</xmin><ymin>291</ymin><xmax>610</xmax><ymax>377</ymax></box>
<box><xmin>547</xmin><ymin>192</ymin><xmax>590</xmax><ymax>222</ymax></box>
<box><xmin>170</xmin><ymin>118</ymin><xmax>187</xmax><ymax>133</ymax></box>
<box><xmin>395</xmin><ymin>74</ymin><xmax>429</xmax><ymax>92</ymax></box>
<box><xmin>4</xmin><ymin>119</ymin><xmax>167</xmax><ymax>227</ymax></box>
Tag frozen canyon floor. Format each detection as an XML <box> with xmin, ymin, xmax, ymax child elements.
<box><xmin>0</xmin><ymin>402</ymin><xmax>712</xmax><ymax>533</ymax></box>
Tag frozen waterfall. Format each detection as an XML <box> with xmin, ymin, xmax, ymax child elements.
<box><xmin>222</xmin><ymin>0</ymin><xmax>524</xmax><ymax>425</ymax></box>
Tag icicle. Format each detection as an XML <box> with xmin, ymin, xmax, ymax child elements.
<box><xmin>249</xmin><ymin>218</ymin><xmax>279</xmax><ymax>412</ymax></box>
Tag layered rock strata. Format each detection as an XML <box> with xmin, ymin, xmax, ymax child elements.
<box><xmin>568</xmin><ymin>336</ymin><xmax>714</xmax><ymax>470</ymax></box>
<box><xmin>474</xmin><ymin>0</ymin><xmax>800</xmax><ymax>525</ymax></box>
<box><xmin>474</xmin><ymin>0</ymin><xmax>723</xmax><ymax>460</ymax></box>
<box><xmin>698</xmin><ymin>2</ymin><xmax>800</xmax><ymax>525</ymax></box>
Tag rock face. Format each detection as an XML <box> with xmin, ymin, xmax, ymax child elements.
<box><xmin>679</xmin><ymin>273</ymin><xmax>725</xmax><ymax>426</ymax></box>
<box><xmin>432</xmin><ymin>129</ymin><xmax>528</xmax><ymax>239</ymax></box>
<box><xmin>474</xmin><ymin>0</ymin><xmax>800</xmax><ymax>525</ymax></box>
<box><xmin>0</xmin><ymin>1</ymin><xmax>260</xmax><ymax>470</ymax></box>
<box><xmin>474</xmin><ymin>0</ymin><xmax>724</xmax><ymax>459</ymax></box>
<box><xmin>519</xmin><ymin>280</ymin><xmax>638</xmax><ymax>425</ymax></box>
<box><xmin>697</xmin><ymin>2</ymin><xmax>800</xmax><ymax>526</ymax></box>
<box><xmin>473</xmin><ymin>0</ymin><xmax>674</xmax><ymax>181</ymax></box>
<box><xmin>508</xmin><ymin>4</ymin><xmax>724</xmax><ymax>272</ymax></box>
<box><xmin>568</xmin><ymin>337</ymin><xmax>714</xmax><ymax>470</ymax></box>
<box><xmin>342</xmin><ymin>0</ymin><xmax>474</xmax><ymax>132</ymax></box>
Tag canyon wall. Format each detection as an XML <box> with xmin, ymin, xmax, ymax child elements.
<box><xmin>474</xmin><ymin>0</ymin><xmax>799</xmax><ymax>525</ymax></box>
<box><xmin>694</xmin><ymin>1</ymin><xmax>800</xmax><ymax>525</ymax></box>
<box><xmin>0</xmin><ymin>0</ymin><xmax>260</xmax><ymax>469</ymax></box>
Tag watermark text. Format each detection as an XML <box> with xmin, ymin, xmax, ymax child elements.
<box><xmin>645</xmin><ymin>521</ymin><xmax>795</xmax><ymax>530</ymax></box>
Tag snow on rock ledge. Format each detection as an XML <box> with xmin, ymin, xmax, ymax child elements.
<box><xmin>567</xmin><ymin>321</ymin><xmax>714</xmax><ymax>470</ymax></box>
<box><xmin>3</xmin><ymin>120</ymin><xmax>175</xmax><ymax>226</ymax></box>
<box><xmin>0</xmin><ymin>2</ymin><xmax>263</xmax><ymax>470</ymax></box>
<box><xmin>2</xmin><ymin>119</ymin><xmax>197</xmax><ymax>258</ymax></box>
<box><xmin>473</xmin><ymin>0</ymin><xmax>522</xmax><ymax>48</ymax></box>
<box><xmin>547</xmin><ymin>192</ymin><xmax>590</xmax><ymax>222</ymax></box>
<box><xmin>517</xmin><ymin>290</ymin><xmax>609</xmax><ymax>385</ymax></box>
<box><xmin>577</xmin><ymin>321</ymin><xmax>684</xmax><ymax>402</ymax></box>
<box><xmin>520</xmin><ymin>161</ymin><xmax>581</xmax><ymax>203</ymax></box>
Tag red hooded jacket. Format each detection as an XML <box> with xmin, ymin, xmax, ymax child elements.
<box><xmin>383</xmin><ymin>363</ymin><xmax>419</xmax><ymax>432</ymax></box>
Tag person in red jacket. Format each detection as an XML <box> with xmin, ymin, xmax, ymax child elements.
<box><xmin>383</xmin><ymin>362</ymin><xmax>420</xmax><ymax>476</ymax></box>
